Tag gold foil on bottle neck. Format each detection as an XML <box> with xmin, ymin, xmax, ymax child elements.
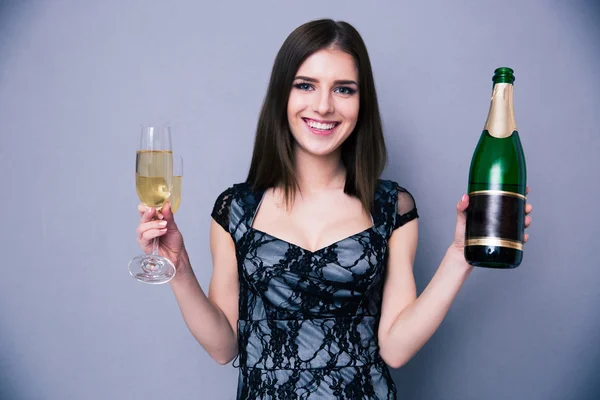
<box><xmin>484</xmin><ymin>83</ymin><xmax>518</xmax><ymax>138</ymax></box>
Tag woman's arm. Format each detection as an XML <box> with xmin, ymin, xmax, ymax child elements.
<box><xmin>377</xmin><ymin>217</ymin><xmax>472</xmax><ymax>368</ymax></box>
<box><xmin>169</xmin><ymin>220</ymin><xmax>239</xmax><ymax>365</ymax></box>
<box><xmin>378</xmin><ymin>192</ymin><xmax>532</xmax><ymax>368</ymax></box>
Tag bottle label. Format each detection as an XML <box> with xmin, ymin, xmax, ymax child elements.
<box><xmin>465</xmin><ymin>191</ymin><xmax>525</xmax><ymax>250</ymax></box>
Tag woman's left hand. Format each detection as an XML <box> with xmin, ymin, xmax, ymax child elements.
<box><xmin>451</xmin><ymin>187</ymin><xmax>532</xmax><ymax>253</ymax></box>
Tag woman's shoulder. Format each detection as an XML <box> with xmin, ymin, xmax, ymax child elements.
<box><xmin>212</xmin><ymin>181</ymin><xmax>264</xmax><ymax>212</ymax></box>
<box><xmin>376</xmin><ymin>178</ymin><xmax>415</xmax><ymax>199</ymax></box>
<box><xmin>211</xmin><ymin>182</ymin><xmax>257</xmax><ymax>232</ymax></box>
<box><xmin>376</xmin><ymin>178</ymin><xmax>419</xmax><ymax>228</ymax></box>
<box><xmin>215</xmin><ymin>180</ymin><xmax>258</xmax><ymax>195</ymax></box>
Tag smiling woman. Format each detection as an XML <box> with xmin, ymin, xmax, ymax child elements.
<box><xmin>133</xmin><ymin>18</ymin><xmax>533</xmax><ymax>400</ymax></box>
<box><xmin>288</xmin><ymin>49</ymin><xmax>360</xmax><ymax>157</ymax></box>
<box><xmin>247</xmin><ymin>20</ymin><xmax>386</xmax><ymax>213</ymax></box>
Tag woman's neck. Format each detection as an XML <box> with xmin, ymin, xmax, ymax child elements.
<box><xmin>292</xmin><ymin>146</ymin><xmax>346</xmax><ymax>194</ymax></box>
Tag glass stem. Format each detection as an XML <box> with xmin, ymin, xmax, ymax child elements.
<box><xmin>152</xmin><ymin>237</ymin><xmax>159</xmax><ymax>256</ymax></box>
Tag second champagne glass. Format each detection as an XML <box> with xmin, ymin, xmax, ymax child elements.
<box><xmin>170</xmin><ymin>154</ymin><xmax>183</xmax><ymax>214</ymax></box>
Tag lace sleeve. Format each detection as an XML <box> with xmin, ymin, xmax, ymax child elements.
<box><xmin>393</xmin><ymin>185</ymin><xmax>419</xmax><ymax>229</ymax></box>
<box><xmin>211</xmin><ymin>186</ymin><xmax>235</xmax><ymax>233</ymax></box>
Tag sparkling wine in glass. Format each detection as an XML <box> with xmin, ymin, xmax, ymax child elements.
<box><xmin>128</xmin><ymin>125</ymin><xmax>176</xmax><ymax>284</ymax></box>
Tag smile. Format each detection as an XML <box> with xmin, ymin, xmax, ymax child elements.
<box><xmin>302</xmin><ymin>118</ymin><xmax>340</xmax><ymax>136</ymax></box>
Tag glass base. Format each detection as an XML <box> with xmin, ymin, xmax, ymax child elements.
<box><xmin>128</xmin><ymin>254</ymin><xmax>176</xmax><ymax>284</ymax></box>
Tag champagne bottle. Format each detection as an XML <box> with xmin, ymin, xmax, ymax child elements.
<box><xmin>465</xmin><ymin>67</ymin><xmax>527</xmax><ymax>269</ymax></box>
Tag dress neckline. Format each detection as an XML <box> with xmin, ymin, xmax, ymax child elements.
<box><xmin>246</xmin><ymin>184</ymin><xmax>378</xmax><ymax>254</ymax></box>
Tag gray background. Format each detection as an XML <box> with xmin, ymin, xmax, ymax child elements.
<box><xmin>1</xmin><ymin>0</ymin><xmax>598</xmax><ymax>399</ymax></box>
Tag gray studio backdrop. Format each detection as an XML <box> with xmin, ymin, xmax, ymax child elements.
<box><xmin>1</xmin><ymin>0</ymin><xmax>598</xmax><ymax>399</ymax></box>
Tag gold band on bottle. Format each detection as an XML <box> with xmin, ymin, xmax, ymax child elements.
<box><xmin>466</xmin><ymin>237</ymin><xmax>524</xmax><ymax>251</ymax></box>
<box><xmin>469</xmin><ymin>190</ymin><xmax>526</xmax><ymax>200</ymax></box>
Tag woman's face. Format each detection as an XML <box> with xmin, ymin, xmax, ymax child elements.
<box><xmin>287</xmin><ymin>48</ymin><xmax>359</xmax><ymax>158</ymax></box>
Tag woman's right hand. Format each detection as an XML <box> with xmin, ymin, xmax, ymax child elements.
<box><xmin>137</xmin><ymin>201</ymin><xmax>185</xmax><ymax>267</ymax></box>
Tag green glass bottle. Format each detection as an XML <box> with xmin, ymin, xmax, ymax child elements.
<box><xmin>465</xmin><ymin>67</ymin><xmax>527</xmax><ymax>269</ymax></box>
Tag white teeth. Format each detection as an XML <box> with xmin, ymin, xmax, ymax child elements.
<box><xmin>306</xmin><ymin>120</ymin><xmax>336</xmax><ymax>130</ymax></box>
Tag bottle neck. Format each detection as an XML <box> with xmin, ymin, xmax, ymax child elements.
<box><xmin>484</xmin><ymin>82</ymin><xmax>517</xmax><ymax>138</ymax></box>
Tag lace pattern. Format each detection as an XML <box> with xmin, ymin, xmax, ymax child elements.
<box><xmin>211</xmin><ymin>179</ymin><xmax>418</xmax><ymax>399</ymax></box>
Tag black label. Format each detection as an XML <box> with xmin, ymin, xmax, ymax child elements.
<box><xmin>466</xmin><ymin>193</ymin><xmax>525</xmax><ymax>243</ymax></box>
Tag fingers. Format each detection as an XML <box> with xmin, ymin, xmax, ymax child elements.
<box><xmin>526</xmin><ymin>186</ymin><xmax>529</xmax><ymax>195</ymax></box>
<box><xmin>137</xmin><ymin>220</ymin><xmax>168</xmax><ymax>241</ymax></box>
<box><xmin>160</xmin><ymin>202</ymin><xmax>178</xmax><ymax>230</ymax></box>
<box><xmin>162</xmin><ymin>201</ymin><xmax>174</xmax><ymax>221</ymax></box>
<box><xmin>138</xmin><ymin>203</ymin><xmax>149</xmax><ymax>217</ymax></box>
<box><xmin>140</xmin><ymin>227</ymin><xmax>168</xmax><ymax>242</ymax></box>
<box><xmin>457</xmin><ymin>194</ymin><xmax>469</xmax><ymax>213</ymax></box>
<box><xmin>139</xmin><ymin>204</ymin><xmax>165</xmax><ymax>221</ymax></box>
<box><xmin>524</xmin><ymin>209</ymin><xmax>531</xmax><ymax>243</ymax></box>
<box><xmin>524</xmin><ymin>202</ymin><xmax>532</xmax><ymax>229</ymax></box>
<box><xmin>140</xmin><ymin>206</ymin><xmax>155</xmax><ymax>223</ymax></box>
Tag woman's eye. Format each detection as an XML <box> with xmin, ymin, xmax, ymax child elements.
<box><xmin>335</xmin><ymin>87</ymin><xmax>356</xmax><ymax>95</ymax></box>
<box><xmin>294</xmin><ymin>83</ymin><xmax>313</xmax><ymax>91</ymax></box>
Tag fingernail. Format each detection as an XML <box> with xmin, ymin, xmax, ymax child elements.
<box><xmin>461</xmin><ymin>194</ymin><xmax>467</xmax><ymax>202</ymax></box>
<box><xmin>159</xmin><ymin>221</ymin><xmax>167</xmax><ymax>227</ymax></box>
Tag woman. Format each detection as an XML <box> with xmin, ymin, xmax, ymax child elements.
<box><xmin>136</xmin><ymin>19</ymin><xmax>532</xmax><ymax>399</ymax></box>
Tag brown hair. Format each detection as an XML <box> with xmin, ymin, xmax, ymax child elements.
<box><xmin>246</xmin><ymin>19</ymin><xmax>387</xmax><ymax>212</ymax></box>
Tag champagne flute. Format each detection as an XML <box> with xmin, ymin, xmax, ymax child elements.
<box><xmin>128</xmin><ymin>125</ymin><xmax>176</xmax><ymax>284</ymax></box>
<box><xmin>170</xmin><ymin>155</ymin><xmax>183</xmax><ymax>214</ymax></box>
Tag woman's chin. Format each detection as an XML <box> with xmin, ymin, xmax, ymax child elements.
<box><xmin>296</xmin><ymin>143</ymin><xmax>340</xmax><ymax>158</ymax></box>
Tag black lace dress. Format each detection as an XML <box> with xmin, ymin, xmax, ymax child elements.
<box><xmin>211</xmin><ymin>179</ymin><xmax>418</xmax><ymax>400</ymax></box>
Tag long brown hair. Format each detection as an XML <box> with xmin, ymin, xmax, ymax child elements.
<box><xmin>246</xmin><ymin>19</ymin><xmax>387</xmax><ymax>212</ymax></box>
